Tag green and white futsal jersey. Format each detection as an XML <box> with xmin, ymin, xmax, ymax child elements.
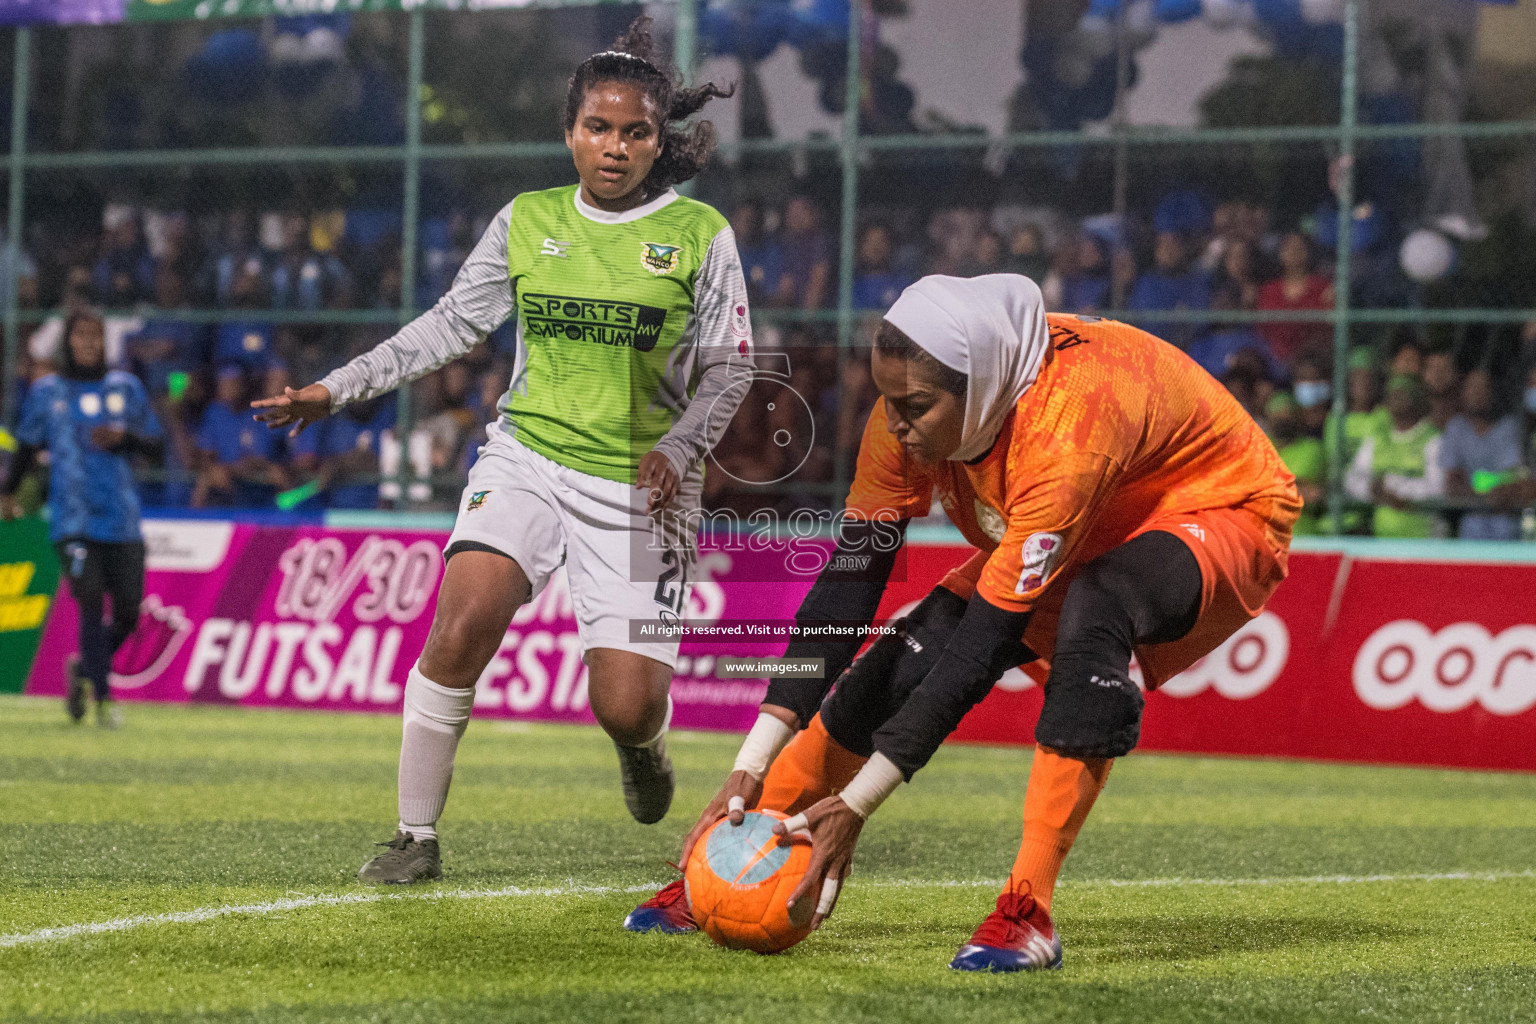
<box><xmin>319</xmin><ymin>185</ymin><xmax>755</xmax><ymax>499</ymax></box>
<box><xmin>501</xmin><ymin>185</ymin><xmax>749</xmax><ymax>482</ymax></box>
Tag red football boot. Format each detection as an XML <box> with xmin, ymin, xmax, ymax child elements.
<box><xmin>622</xmin><ymin>878</ymin><xmax>696</xmax><ymax>934</ymax></box>
<box><xmin>949</xmin><ymin>885</ymin><xmax>1063</xmax><ymax>972</ymax></box>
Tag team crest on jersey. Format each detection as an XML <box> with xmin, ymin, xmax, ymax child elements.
<box><xmin>467</xmin><ymin>490</ymin><xmax>491</xmax><ymax>512</ymax></box>
<box><xmin>106</xmin><ymin>391</ymin><xmax>126</xmax><ymax>416</ymax></box>
<box><xmin>974</xmin><ymin>500</ymin><xmax>1007</xmax><ymax>544</ymax></box>
<box><xmin>641</xmin><ymin>242</ymin><xmax>682</xmax><ymax>276</ymax></box>
<box><xmin>79</xmin><ymin>393</ymin><xmax>102</xmax><ymax>417</ymax></box>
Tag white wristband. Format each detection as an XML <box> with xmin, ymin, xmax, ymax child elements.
<box><xmin>732</xmin><ymin>712</ymin><xmax>795</xmax><ymax>779</ymax></box>
<box><xmin>837</xmin><ymin>752</ymin><xmax>904</xmax><ymax>819</ymax></box>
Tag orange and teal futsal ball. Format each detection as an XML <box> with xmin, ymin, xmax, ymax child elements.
<box><xmin>685</xmin><ymin>809</ymin><xmax>816</xmax><ymax>953</ymax></box>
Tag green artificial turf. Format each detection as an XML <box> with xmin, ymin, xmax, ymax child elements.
<box><xmin>1</xmin><ymin>695</ymin><xmax>1533</xmax><ymax>1023</ymax></box>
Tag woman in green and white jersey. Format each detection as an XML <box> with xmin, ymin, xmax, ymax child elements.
<box><xmin>253</xmin><ymin>19</ymin><xmax>753</xmax><ymax>883</ymax></box>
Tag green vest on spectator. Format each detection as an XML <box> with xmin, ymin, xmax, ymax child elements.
<box><xmin>1370</xmin><ymin>420</ymin><xmax>1440</xmax><ymax>539</ymax></box>
<box><xmin>1325</xmin><ymin>408</ymin><xmax>1388</xmax><ymax>533</ymax></box>
<box><xmin>1279</xmin><ymin>436</ymin><xmax>1324</xmax><ymax>536</ymax></box>
<box><xmin>1326</xmin><ymin>407</ymin><xmax>1390</xmax><ymax>467</ymax></box>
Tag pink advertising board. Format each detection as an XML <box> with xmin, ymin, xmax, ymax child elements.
<box><xmin>25</xmin><ymin>520</ymin><xmax>818</xmax><ymax>731</ymax></box>
<box><xmin>29</xmin><ymin>521</ymin><xmax>1536</xmax><ymax>773</ymax></box>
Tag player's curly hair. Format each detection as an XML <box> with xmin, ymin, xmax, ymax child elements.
<box><xmin>875</xmin><ymin>320</ymin><xmax>969</xmax><ymax>398</ymax></box>
<box><xmin>563</xmin><ymin>16</ymin><xmax>734</xmax><ymax>193</ymax></box>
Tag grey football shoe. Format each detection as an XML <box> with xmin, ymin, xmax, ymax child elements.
<box><xmin>357</xmin><ymin>830</ymin><xmax>442</xmax><ymax>884</ymax></box>
<box><xmin>615</xmin><ymin>739</ymin><xmax>675</xmax><ymax>825</ymax></box>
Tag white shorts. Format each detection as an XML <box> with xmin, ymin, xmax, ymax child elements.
<box><xmin>446</xmin><ymin>430</ymin><xmax>694</xmax><ymax>668</ymax></box>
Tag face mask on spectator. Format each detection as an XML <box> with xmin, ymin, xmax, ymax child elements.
<box><xmin>1525</xmin><ymin>386</ymin><xmax>1536</xmax><ymax>415</ymax></box>
<box><xmin>1294</xmin><ymin>381</ymin><xmax>1331</xmax><ymax>409</ymax></box>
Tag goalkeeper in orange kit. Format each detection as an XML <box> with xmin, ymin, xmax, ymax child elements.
<box><xmin>624</xmin><ymin>274</ymin><xmax>1300</xmax><ymax>971</ymax></box>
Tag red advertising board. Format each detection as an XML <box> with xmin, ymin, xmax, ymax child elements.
<box><xmin>874</xmin><ymin>545</ymin><xmax>1536</xmax><ymax>772</ymax></box>
<box><xmin>25</xmin><ymin>522</ymin><xmax>1536</xmax><ymax>772</ymax></box>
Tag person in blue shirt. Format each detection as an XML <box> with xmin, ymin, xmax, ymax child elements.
<box><xmin>214</xmin><ymin>319</ymin><xmax>280</xmax><ymax>376</ymax></box>
<box><xmin>1</xmin><ymin>313</ymin><xmax>163</xmax><ymax>727</ymax></box>
<box><xmin>127</xmin><ymin>267</ymin><xmax>210</xmax><ymax>395</ymax></box>
<box><xmin>193</xmin><ymin>365</ymin><xmax>289</xmax><ymax>507</ymax></box>
<box><xmin>1440</xmin><ymin>368</ymin><xmax>1527</xmax><ymax>540</ymax></box>
<box><xmin>852</xmin><ymin>222</ymin><xmax>914</xmax><ymax>311</ymax></box>
<box><xmin>290</xmin><ymin>394</ymin><xmax>395</xmax><ymax>509</ymax></box>
<box><xmin>213</xmin><ymin>263</ymin><xmax>283</xmax><ymax>375</ymax></box>
<box><xmin>729</xmin><ymin>200</ymin><xmax>784</xmax><ymax>307</ymax></box>
<box><xmin>1056</xmin><ymin>234</ymin><xmax>1110</xmax><ymax>314</ymax></box>
<box><xmin>1128</xmin><ymin>231</ymin><xmax>1210</xmax><ymax>349</ymax></box>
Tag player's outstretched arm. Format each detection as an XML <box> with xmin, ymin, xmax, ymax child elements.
<box><xmin>300</xmin><ymin>203</ymin><xmax>515</xmax><ymax>418</ymax></box>
<box><xmin>252</xmin><ymin>383</ymin><xmax>334</xmax><ymax>438</ymax></box>
<box><xmin>641</xmin><ymin>228</ymin><xmax>754</xmax><ymax>516</ymax></box>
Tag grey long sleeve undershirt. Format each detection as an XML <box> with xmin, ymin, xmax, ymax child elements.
<box><xmin>318</xmin><ymin>197</ymin><xmax>753</xmax><ymax>482</ymax></box>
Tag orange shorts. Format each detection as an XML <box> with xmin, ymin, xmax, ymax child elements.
<box><xmin>935</xmin><ymin>506</ymin><xmax>1293</xmax><ymax>690</ymax></box>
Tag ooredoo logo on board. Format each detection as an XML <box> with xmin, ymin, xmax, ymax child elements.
<box><xmin>1153</xmin><ymin>611</ymin><xmax>1291</xmax><ymax>700</ymax></box>
<box><xmin>1352</xmin><ymin>620</ymin><xmax>1536</xmax><ymax>716</ymax></box>
<box><xmin>991</xmin><ymin>611</ymin><xmax>1292</xmax><ymax>701</ymax></box>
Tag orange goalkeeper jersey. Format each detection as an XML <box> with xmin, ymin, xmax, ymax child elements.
<box><xmin>844</xmin><ymin>314</ymin><xmax>1301</xmax><ymax>615</ymax></box>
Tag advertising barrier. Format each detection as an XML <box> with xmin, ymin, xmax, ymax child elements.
<box><xmin>0</xmin><ymin>517</ymin><xmax>60</xmax><ymax>694</ymax></box>
<box><xmin>23</xmin><ymin>521</ymin><xmax>1536</xmax><ymax>771</ymax></box>
<box><xmin>25</xmin><ymin>520</ymin><xmax>812</xmax><ymax>732</ymax></box>
<box><xmin>874</xmin><ymin>544</ymin><xmax>1536</xmax><ymax>772</ymax></box>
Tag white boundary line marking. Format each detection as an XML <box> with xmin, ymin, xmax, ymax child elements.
<box><xmin>0</xmin><ymin>883</ymin><xmax>655</xmax><ymax>951</ymax></box>
<box><xmin>3</xmin><ymin>870</ymin><xmax>1532</xmax><ymax>951</ymax></box>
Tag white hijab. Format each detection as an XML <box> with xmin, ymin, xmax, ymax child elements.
<box><xmin>881</xmin><ymin>274</ymin><xmax>1051</xmax><ymax>462</ymax></box>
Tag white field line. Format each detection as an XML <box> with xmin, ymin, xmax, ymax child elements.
<box><xmin>0</xmin><ymin>883</ymin><xmax>655</xmax><ymax>951</ymax></box>
<box><xmin>3</xmin><ymin>869</ymin><xmax>1533</xmax><ymax>951</ymax></box>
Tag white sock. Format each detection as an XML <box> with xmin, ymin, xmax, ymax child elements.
<box><xmin>627</xmin><ymin>696</ymin><xmax>673</xmax><ymax>750</ymax></box>
<box><xmin>397</xmin><ymin>664</ymin><xmax>474</xmax><ymax>837</ymax></box>
<box><xmin>398</xmin><ymin>821</ymin><xmax>437</xmax><ymax>842</ymax></box>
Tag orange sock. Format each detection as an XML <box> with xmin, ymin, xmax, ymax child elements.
<box><xmin>758</xmin><ymin>713</ymin><xmax>868</xmax><ymax>816</ymax></box>
<box><xmin>1007</xmin><ymin>746</ymin><xmax>1112</xmax><ymax>912</ymax></box>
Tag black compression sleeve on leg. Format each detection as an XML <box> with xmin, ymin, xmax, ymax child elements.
<box><xmin>1049</xmin><ymin>530</ymin><xmax>1203</xmax><ymax>665</ymax></box>
<box><xmin>1034</xmin><ymin>530</ymin><xmax>1204</xmax><ymax>758</ymax></box>
<box><xmin>762</xmin><ymin>518</ymin><xmax>907</xmax><ymax>728</ymax></box>
<box><xmin>871</xmin><ymin>593</ymin><xmax>1031</xmax><ymax>779</ymax></box>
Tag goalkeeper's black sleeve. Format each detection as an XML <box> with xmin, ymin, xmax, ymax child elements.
<box><xmin>871</xmin><ymin>592</ymin><xmax>1031</xmax><ymax>779</ymax></box>
<box><xmin>762</xmin><ymin>518</ymin><xmax>908</xmax><ymax>728</ymax></box>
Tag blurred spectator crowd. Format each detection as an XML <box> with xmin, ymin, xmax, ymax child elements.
<box><xmin>2</xmin><ymin>201</ymin><xmax>506</xmax><ymax>514</ymax></box>
<box><xmin>4</xmin><ymin>189</ymin><xmax>1536</xmax><ymax>537</ymax></box>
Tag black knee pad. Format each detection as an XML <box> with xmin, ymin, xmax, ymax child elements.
<box><xmin>1034</xmin><ymin>656</ymin><xmax>1144</xmax><ymax>758</ymax></box>
<box><xmin>821</xmin><ymin>586</ymin><xmax>969</xmax><ymax>756</ymax></box>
